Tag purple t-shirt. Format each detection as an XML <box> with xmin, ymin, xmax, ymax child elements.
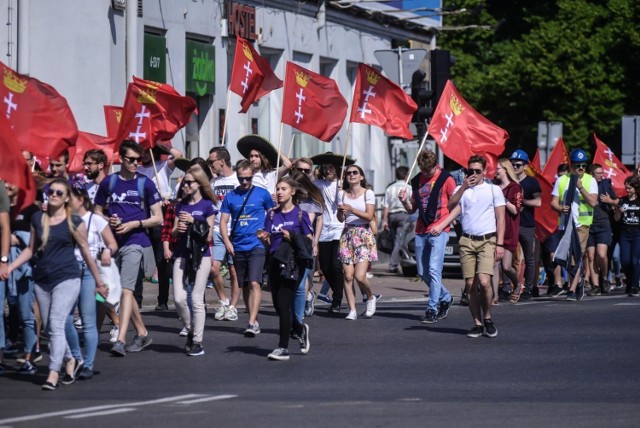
<box><xmin>94</xmin><ymin>174</ymin><xmax>161</xmax><ymax>247</ymax></box>
<box><xmin>173</xmin><ymin>198</ymin><xmax>217</xmax><ymax>258</ymax></box>
<box><xmin>264</xmin><ymin>206</ymin><xmax>312</xmax><ymax>254</ymax></box>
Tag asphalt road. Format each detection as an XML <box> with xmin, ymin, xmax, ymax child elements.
<box><xmin>1</xmin><ymin>282</ymin><xmax>640</xmax><ymax>428</ymax></box>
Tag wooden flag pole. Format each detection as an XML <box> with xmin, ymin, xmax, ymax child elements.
<box><xmin>404</xmin><ymin>131</ymin><xmax>430</xmax><ymax>188</ymax></box>
<box><xmin>149</xmin><ymin>147</ymin><xmax>166</xmax><ymax>199</ymax></box>
<box><xmin>221</xmin><ymin>90</ymin><xmax>232</xmax><ymax>146</ymax></box>
<box><xmin>274</xmin><ymin>123</ymin><xmax>285</xmax><ymax>194</ymax></box>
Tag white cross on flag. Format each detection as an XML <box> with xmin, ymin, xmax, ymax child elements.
<box><xmin>593</xmin><ymin>133</ymin><xmax>630</xmax><ymax>196</ymax></box>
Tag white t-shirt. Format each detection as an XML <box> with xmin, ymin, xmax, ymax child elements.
<box><xmin>339</xmin><ymin>188</ymin><xmax>376</xmax><ymax>226</ymax></box>
<box><xmin>252</xmin><ymin>170</ymin><xmax>277</xmax><ymax>193</ymax></box>
<box><xmin>85</xmin><ymin>182</ymin><xmax>99</xmax><ymax>204</ymax></box>
<box><xmin>75</xmin><ymin>211</ymin><xmax>109</xmax><ymax>261</ymax></box>
<box><xmin>210</xmin><ymin>173</ymin><xmax>240</xmax><ymax>232</ymax></box>
<box><xmin>138</xmin><ymin>159</ymin><xmax>174</xmax><ymax>199</ymax></box>
<box><xmin>551</xmin><ymin>174</ymin><xmax>598</xmax><ymax>229</ymax></box>
<box><xmin>314</xmin><ymin>179</ymin><xmax>344</xmax><ymax>241</ymax></box>
<box><xmin>383</xmin><ymin>180</ymin><xmax>411</xmax><ymax>214</ymax></box>
<box><xmin>457</xmin><ymin>182</ymin><xmax>506</xmax><ymax>236</ymax></box>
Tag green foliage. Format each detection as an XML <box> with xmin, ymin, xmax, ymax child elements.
<box><xmin>439</xmin><ymin>0</ymin><xmax>640</xmax><ymax>154</ymax></box>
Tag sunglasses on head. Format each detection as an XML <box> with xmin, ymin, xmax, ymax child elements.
<box><xmin>238</xmin><ymin>176</ymin><xmax>253</xmax><ymax>182</ymax></box>
<box><xmin>122</xmin><ymin>155</ymin><xmax>142</xmax><ymax>164</ymax></box>
<box><xmin>345</xmin><ymin>170</ymin><xmax>359</xmax><ymax>176</ymax></box>
<box><xmin>466</xmin><ymin>168</ymin><xmax>483</xmax><ymax>176</ymax></box>
<box><xmin>47</xmin><ymin>189</ymin><xmax>65</xmax><ymax>197</ymax></box>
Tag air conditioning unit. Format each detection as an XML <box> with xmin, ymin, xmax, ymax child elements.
<box><xmin>111</xmin><ymin>0</ymin><xmax>126</xmax><ymax>11</ymax></box>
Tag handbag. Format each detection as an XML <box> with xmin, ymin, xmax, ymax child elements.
<box><xmin>88</xmin><ymin>213</ymin><xmax>122</xmax><ymax>308</ymax></box>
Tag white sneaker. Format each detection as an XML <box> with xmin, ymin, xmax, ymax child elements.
<box><xmin>365</xmin><ymin>272</ymin><xmax>374</xmax><ymax>279</ymax></box>
<box><xmin>179</xmin><ymin>326</ymin><xmax>189</xmax><ymax>337</ymax></box>
<box><xmin>214</xmin><ymin>304</ymin><xmax>227</xmax><ymax>321</ymax></box>
<box><xmin>109</xmin><ymin>326</ymin><xmax>119</xmax><ymax>343</ymax></box>
<box><xmin>224</xmin><ymin>306</ymin><xmax>238</xmax><ymax>321</ymax></box>
<box><xmin>365</xmin><ymin>296</ymin><xmax>377</xmax><ymax>317</ymax></box>
<box><xmin>345</xmin><ymin>310</ymin><xmax>357</xmax><ymax>320</ymax></box>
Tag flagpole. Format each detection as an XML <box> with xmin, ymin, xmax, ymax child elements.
<box><xmin>221</xmin><ymin>90</ymin><xmax>231</xmax><ymax>146</ymax></box>
<box><xmin>338</xmin><ymin>122</ymin><xmax>352</xmax><ymax>188</ymax></box>
<box><xmin>149</xmin><ymin>145</ymin><xmax>165</xmax><ymax>200</ymax></box>
<box><xmin>274</xmin><ymin>122</ymin><xmax>285</xmax><ymax>194</ymax></box>
<box><xmin>404</xmin><ymin>131</ymin><xmax>430</xmax><ymax>188</ymax></box>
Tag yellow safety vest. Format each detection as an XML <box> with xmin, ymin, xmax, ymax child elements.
<box><xmin>557</xmin><ymin>174</ymin><xmax>594</xmax><ymax>226</ymax></box>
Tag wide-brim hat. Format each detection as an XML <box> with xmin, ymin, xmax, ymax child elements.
<box><xmin>310</xmin><ymin>152</ymin><xmax>356</xmax><ymax>168</ymax></box>
<box><xmin>237</xmin><ymin>135</ymin><xmax>280</xmax><ymax>167</ymax></box>
<box><xmin>153</xmin><ymin>141</ymin><xmax>172</xmax><ymax>155</ymax></box>
<box><xmin>173</xmin><ymin>157</ymin><xmax>191</xmax><ymax>172</ymax></box>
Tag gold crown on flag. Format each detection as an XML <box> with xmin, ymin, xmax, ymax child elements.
<box><xmin>243</xmin><ymin>44</ymin><xmax>254</xmax><ymax>61</ymax></box>
<box><xmin>365</xmin><ymin>69</ymin><xmax>380</xmax><ymax>85</ymax></box>
<box><xmin>3</xmin><ymin>68</ymin><xmax>27</xmax><ymax>94</ymax></box>
<box><xmin>295</xmin><ymin>70</ymin><xmax>310</xmax><ymax>87</ymax></box>
<box><xmin>450</xmin><ymin>94</ymin><xmax>464</xmax><ymax>116</ymax></box>
<box><xmin>137</xmin><ymin>87</ymin><xmax>157</xmax><ymax>104</ymax></box>
<box><xmin>604</xmin><ymin>158</ymin><xmax>617</xmax><ymax>169</ymax></box>
<box><xmin>115</xmin><ymin>110</ymin><xmax>123</xmax><ymax>122</ymax></box>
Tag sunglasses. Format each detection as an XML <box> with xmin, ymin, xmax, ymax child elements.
<box><xmin>47</xmin><ymin>189</ymin><xmax>65</xmax><ymax>197</ymax></box>
<box><xmin>122</xmin><ymin>155</ymin><xmax>142</xmax><ymax>164</ymax></box>
<box><xmin>238</xmin><ymin>176</ymin><xmax>253</xmax><ymax>182</ymax></box>
<box><xmin>345</xmin><ymin>170</ymin><xmax>360</xmax><ymax>176</ymax></box>
<box><xmin>295</xmin><ymin>167</ymin><xmax>311</xmax><ymax>174</ymax></box>
<box><xmin>182</xmin><ymin>180</ymin><xmax>197</xmax><ymax>187</ymax></box>
<box><xmin>466</xmin><ymin>169</ymin><xmax>483</xmax><ymax>176</ymax></box>
<box><xmin>574</xmin><ymin>164</ymin><xmax>587</xmax><ymax>169</ymax></box>
<box><xmin>511</xmin><ymin>163</ymin><xmax>524</xmax><ymax>168</ymax></box>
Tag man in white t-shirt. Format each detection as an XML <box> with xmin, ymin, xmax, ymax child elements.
<box><xmin>443</xmin><ymin>155</ymin><xmax>505</xmax><ymax>338</ymax></box>
<box><xmin>208</xmin><ymin>147</ymin><xmax>241</xmax><ymax>321</ymax></box>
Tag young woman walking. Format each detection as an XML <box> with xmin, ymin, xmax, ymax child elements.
<box><xmin>615</xmin><ymin>175</ymin><xmax>640</xmax><ymax>297</ymax></box>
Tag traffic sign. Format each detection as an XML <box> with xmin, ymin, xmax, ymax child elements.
<box><xmin>375</xmin><ymin>48</ymin><xmax>427</xmax><ymax>88</ymax></box>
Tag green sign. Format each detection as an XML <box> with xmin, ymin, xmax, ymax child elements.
<box><xmin>144</xmin><ymin>33</ymin><xmax>166</xmax><ymax>83</ymax></box>
<box><xmin>186</xmin><ymin>40</ymin><xmax>215</xmax><ymax>96</ymax></box>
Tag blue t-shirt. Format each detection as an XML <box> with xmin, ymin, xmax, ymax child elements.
<box><xmin>220</xmin><ymin>185</ymin><xmax>275</xmax><ymax>252</ymax></box>
<box><xmin>94</xmin><ymin>174</ymin><xmax>162</xmax><ymax>247</ymax></box>
<box><xmin>31</xmin><ymin>212</ymin><xmax>82</xmax><ymax>290</ymax></box>
<box><xmin>264</xmin><ymin>206</ymin><xmax>312</xmax><ymax>254</ymax></box>
<box><xmin>173</xmin><ymin>198</ymin><xmax>217</xmax><ymax>258</ymax></box>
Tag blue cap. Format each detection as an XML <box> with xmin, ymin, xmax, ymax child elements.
<box><xmin>570</xmin><ymin>148</ymin><xmax>589</xmax><ymax>163</ymax></box>
<box><xmin>509</xmin><ymin>149</ymin><xmax>529</xmax><ymax>162</ymax></box>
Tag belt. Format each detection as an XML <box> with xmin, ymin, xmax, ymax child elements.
<box><xmin>462</xmin><ymin>232</ymin><xmax>496</xmax><ymax>241</ymax></box>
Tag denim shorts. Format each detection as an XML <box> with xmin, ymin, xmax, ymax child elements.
<box><xmin>212</xmin><ymin>231</ymin><xmax>233</xmax><ymax>264</ymax></box>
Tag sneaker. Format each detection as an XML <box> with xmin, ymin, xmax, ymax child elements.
<box><xmin>110</xmin><ymin>340</ymin><xmax>126</xmax><ymax>357</ymax></box>
<box><xmin>187</xmin><ymin>343</ymin><xmax>204</xmax><ymax>356</ymax></box>
<box><xmin>520</xmin><ymin>290</ymin><xmax>533</xmax><ymax>301</ymax></box>
<box><xmin>364</xmin><ymin>296</ymin><xmax>377</xmax><ymax>317</ymax></box>
<box><xmin>615</xmin><ymin>276</ymin><xmax>624</xmax><ymax>289</ymax></box>
<box><xmin>531</xmin><ymin>286</ymin><xmax>540</xmax><ymax>298</ymax></box>
<box><xmin>154</xmin><ymin>303</ymin><xmax>168</xmax><ymax>311</ymax></box>
<box><xmin>421</xmin><ymin>310</ymin><xmax>438</xmax><ymax>324</ymax></box>
<box><xmin>17</xmin><ymin>351</ymin><xmax>43</xmax><ymax>365</ymax></box>
<box><xmin>244</xmin><ymin>323</ymin><xmax>260</xmax><ymax>337</ymax></box>
<box><xmin>73</xmin><ymin>360</ymin><xmax>84</xmax><ymax>378</ymax></box>
<box><xmin>483</xmin><ymin>319</ymin><xmax>498</xmax><ymax>338</ymax></box>
<box><xmin>224</xmin><ymin>306</ymin><xmax>238</xmax><ymax>321</ymax></box>
<box><xmin>576</xmin><ymin>278</ymin><xmax>585</xmax><ymax>300</ymax></box>
<box><xmin>304</xmin><ymin>291</ymin><xmax>316</xmax><ymax>317</ymax></box>
<box><xmin>316</xmin><ymin>294</ymin><xmax>332</xmax><ymax>304</ymax></box>
<box><xmin>549</xmin><ymin>284</ymin><xmax>566</xmax><ymax>297</ymax></box>
<box><xmin>299</xmin><ymin>324</ymin><xmax>310</xmax><ymax>355</ymax></box>
<box><xmin>437</xmin><ymin>297</ymin><xmax>454</xmax><ymax>320</ymax></box>
<box><xmin>566</xmin><ymin>291</ymin><xmax>577</xmax><ymax>301</ymax></box>
<box><xmin>267</xmin><ymin>348</ymin><xmax>290</xmax><ymax>361</ymax></box>
<box><xmin>179</xmin><ymin>326</ymin><xmax>189</xmax><ymax>337</ymax></box>
<box><xmin>124</xmin><ymin>335</ymin><xmax>153</xmax><ymax>353</ymax></box>
<box><xmin>467</xmin><ymin>325</ymin><xmax>484</xmax><ymax>338</ymax></box>
<box><xmin>60</xmin><ymin>373</ymin><xmax>75</xmax><ymax>385</ymax></box>
<box><xmin>42</xmin><ymin>381</ymin><xmax>58</xmax><ymax>391</ymax></box>
<box><xmin>77</xmin><ymin>367</ymin><xmax>93</xmax><ymax>380</ymax></box>
<box><xmin>365</xmin><ymin>272</ymin><xmax>374</xmax><ymax>279</ymax></box>
<box><xmin>328</xmin><ymin>303</ymin><xmax>341</xmax><ymax>313</ymax></box>
<box><xmin>3</xmin><ymin>342</ymin><xmax>19</xmax><ymax>355</ymax></box>
<box><xmin>214</xmin><ymin>304</ymin><xmax>228</xmax><ymax>321</ymax></box>
<box><xmin>185</xmin><ymin>331</ymin><xmax>194</xmax><ymax>353</ymax></box>
<box><xmin>17</xmin><ymin>361</ymin><xmax>37</xmax><ymax>375</ymax></box>
<box><xmin>587</xmin><ymin>287</ymin><xmax>602</xmax><ymax>296</ymax></box>
<box><xmin>73</xmin><ymin>318</ymin><xmax>83</xmax><ymax>329</ymax></box>
<box><xmin>629</xmin><ymin>288</ymin><xmax>639</xmax><ymax>297</ymax></box>
<box><xmin>345</xmin><ymin>310</ymin><xmax>357</xmax><ymax>320</ymax></box>
<box><xmin>601</xmin><ymin>280</ymin><xmax>612</xmax><ymax>294</ymax></box>
<box><xmin>206</xmin><ymin>281</ymin><xmax>214</xmax><ymax>289</ymax></box>
<box><xmin>109</xmin><ymin>327</ymin><xmax>119</xmax><ymax>343</ymax></box>
<box><xmin>362</xmin><ymin>293</ymin><xmax>382</xmax><ymax>303</ymax></box>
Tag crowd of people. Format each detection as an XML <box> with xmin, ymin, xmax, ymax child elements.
<box><xmin>1</xmin><ymin>136</ymin><xmax>639</xmax><ymax>389</ymax></box>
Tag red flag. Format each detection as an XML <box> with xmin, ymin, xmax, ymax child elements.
<box><xmin>593</xmin><ymin>134</ymin><xmax>630</xmax><ymax>197</ymax></box>
<box><xmin>281</xmin><ymin>63</ymin><xmax>347</xmax><ymax>142</ymax></box>
<box><xmin>229</xmin><ymin>36</ymin><xmax>283</xmax><ymax>113</ymax></box>
<box><xmin>428</xmin><ymin>80</ymin><xmax>508</xmax><ymax>177</ymax></box>
<box><xmin>67</xmin><ymin>132</ymin><xmax>116</xmax><ymax>174</ymax></box>
<box><xmin>0</xmin><ymin>62</ymin><xmax>78</xmax><ymax>160</ymax></box>
<box><xmin>541</xmin><ymin>137</ymin><xmax>570</xmax><ymax>185</ymax></box>
<box><xmin>115</xmin><ymin>76</ymin><xmax>197</xmax><ymax>150</ymax></box>
<box><xmin>0</xmin><ymin>117</ymin><xmax>37</xmax><ymax>216</ymax></box>
<box><xmin>349</xmin><ymin>63</ymin><xmax>416</xmax><ymax>139</ymax></box>
<box><xmin>531</xmin><ymin>149</ymin><xmax>541</xmax><ymax>173</ymax></box>
<box><xmin>104</xmin><ymin>105</ymin><xmax>123</xmax><ymax>138</ymax></box>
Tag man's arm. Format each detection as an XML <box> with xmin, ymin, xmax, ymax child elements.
<box><xmin>219</xmin><ymin>212</ymin><xmax>234</xmax><ymax>256</ymax></box>
<box><xmin>166</xmin><ymin>147</ymin><xmax>183</xmax><ymax>171</ymax></box>
<box><xmin>523</xmin><ymin>192</ymin><xmax>542</xmax><ymax>208</ymax></box>
<box><xmin>145</xmin><ymin>201</ymin><xmax>164</xmax><ymax>228</ymax></box>
<box><xmin>578</xmin><ymin>179</ymin><xmax>598</xmax><ymax>208</ymax></box>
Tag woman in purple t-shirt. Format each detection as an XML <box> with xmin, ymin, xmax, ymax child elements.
<box><xmin>171</xmin><ymin>166</ymin><xmax>216</xmax><ymax>356</ymax></box>
<box><xmin>258</xmin><ymin>177</ymin><xmax>312</xmax><ymax>361</ymax></box>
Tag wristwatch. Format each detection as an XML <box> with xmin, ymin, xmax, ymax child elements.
<box><xmin>0</xmin><ymin>256</ymin><xmax>8</xmax><ymax>263</ymax></box>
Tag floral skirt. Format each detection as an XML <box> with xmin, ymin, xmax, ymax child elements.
<box><xmin>338</xmin><ymin>225</ymin><xmax>378</xmax><ymax>264</ymax></box>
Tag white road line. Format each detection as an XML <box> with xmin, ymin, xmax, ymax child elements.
<box><xmin>65</xmin><ymin>408</ymin><xmax>136</xmax><ymax>419</ymax></box>
<box><xmin>614</xmin><ymin>302</ymin><xmax>640</xmax><ymax>306</ymax></box>
<box><xmin>0</xmin><ymin>394</ymin><xmax>205</xmax><ymax>425</ymax></box>
<box><xmin>175</xmin><ymin>395</ymin><xmax>238</xmax><ymax>405</ymax></box>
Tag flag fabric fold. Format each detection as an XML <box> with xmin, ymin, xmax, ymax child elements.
<box><xmin>229</xmin><ymin>36</ymin><xmax>283</xmax><ymax>113</ymax></box>
<box><xmin>114</xmin><ymin>76</ymin><xmax>197</xmax><ymax>150</ymax></box>
<box><xmin>349</xmin><ymin>63</ymin><xmax>416</xmax><ymax>139</ymax></box>
<box><xmin>0</xmin><ymin>61</ymin><xmax>78</xmax><ymax>160</ymax></box>
<box><xmin>281</xmin><ymin>62</ymin><xmax>347</xmax><ymax>142</ymax></box>
<box><xmin>593</xmin><ymin>134</ymin><xmax>630</xmax><ymax>197</ymax></box>
<box><xmin>0</xmin><ymin>118</ymin><xmax>37</xmax><ymax>216</ymax></box>
<box><xmin>68</xmin><ymin>132</ymin><xmax>116</xmax><ymax>174</ymax></box>
<box><xmin>104</xmin><ymin>105</ymin><xmax>123</xmax><ymax>138</ymax></box>
<box><xmin>427</xmin><ymin>80</ymin><xmax>508</xmax><ymax>177</ymax></box>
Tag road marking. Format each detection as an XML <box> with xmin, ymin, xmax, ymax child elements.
<box><xmin>614</xmin><ymin>303</ymin><xmax>640</xmax><ymax>306</ymax></box>
<box><xmin>0</xmin><ymin>394</ymin><xmax>206</xmax><ymax>425</ymax></box>
<box><xmin>65</xmin><ymin>408</ymin><xmax>136</xmax><ymax>419</ymax></box>
<box><xmin>175</xmin><ymin>395</ymin><xmax>238</xmax><ymax>405</ymax></box>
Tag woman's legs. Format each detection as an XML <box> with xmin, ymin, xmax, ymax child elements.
<box><xmin>342</xmin><ymin>263</ymin><xmax>356</xmax><ymax>312</ymax></box>
<box><xmin>172</xmin><ymin>258</ymin><xmax>191</xmax><ymax>329</ymax></box>
<box><xmin>77</xmin><ymin>268</ymin><xmax>98</xmax><ymax>370</ymax></box>
<box><xmin>191</xmin><ymin>257</ymin><xmax>212</xmax><ymax>344</ymax></box>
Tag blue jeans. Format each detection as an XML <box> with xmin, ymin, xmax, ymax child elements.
<box><xmin>65</xmin><ymin>262</ymin><xmax>98</xmax><ymax>370</ymax></box>
<box><xmin>292</xmin><ymin>268</ymin><xmax>310</xmax><ymax>324</ymax></box>
<box><xmin>16</xmin><ymin>276</ymin><xmax>37</xmax><ymax>355</ymax></box>
<box><xmin>619</xmin><ymin>228</ymin><xmax>640</xmax><ymax>291</ymax></box>
<box><xmin>415</xmin><ymin>233</ymin><xmax>452</xmax><ymax>312</ymax></box>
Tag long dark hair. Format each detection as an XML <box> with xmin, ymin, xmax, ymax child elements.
<box><xmin>341</xmin><ymin>165</ymin><xmax>369</xmax><ymax>191</ymax></box>
<box><xmin>289</xmin><ymin>170</ymin><xmax>325</xmax><ymax>210</ymax></box>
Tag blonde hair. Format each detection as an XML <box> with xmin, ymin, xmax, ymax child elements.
<box><xmin>186</xmin><ymin>165</ymin><xmax>216</xmax><ymax>203</ymax></box>
<box><xmin>498</xmin><ymin>158</ymin><xmax>519</xmax><ymax>184</ymax></box>
<box><xmin>40</xmin><ymin>179</ymin><xmax>81</xmax><ymax>250</ymax></box>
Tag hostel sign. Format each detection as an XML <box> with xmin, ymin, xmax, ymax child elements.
<box><xmin>186</xmin><ymin>40</ymin><xmax>215</xmax><ymax>96</ymax></box>
<box><xmin>225</xmin><ymin>1</ymin><xmax>258</xmax><ymax>40</ymax></box>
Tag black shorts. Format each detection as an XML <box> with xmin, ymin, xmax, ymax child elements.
<box><xmin>233</xmin><ymin>247</ymin><xmax>267</xmax><ymax>287</ymax></box>
<box><xmin>588</xmin><ymin>224</ymin><xmax>612</xmax><ymax>247</ymax></box>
